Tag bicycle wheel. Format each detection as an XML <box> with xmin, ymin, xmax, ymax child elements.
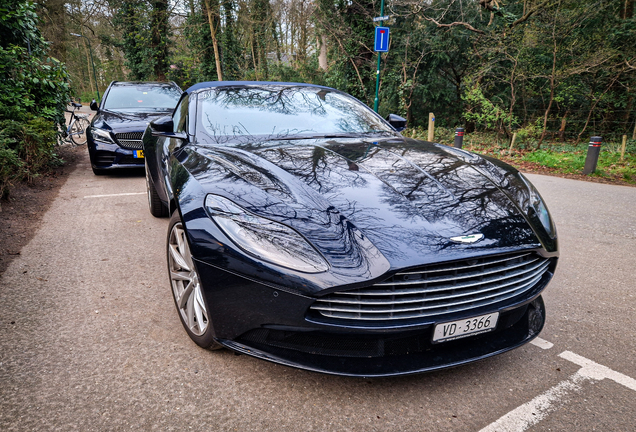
<box><xmin>70</xmin><ymin>117</ymin><xmax>91</xmax><ymax>146</ymax></box>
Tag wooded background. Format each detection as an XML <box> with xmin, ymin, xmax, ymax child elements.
<box><xmin>36</xmin><ymin>0</ymin><xmax>636</xmax><ymax>142</ymax></box>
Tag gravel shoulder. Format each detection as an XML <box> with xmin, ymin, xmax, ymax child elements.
<box><xmin>0</xmin><ymin>145</ymin><xmax>83</xmax><ymax>277</ymax></box>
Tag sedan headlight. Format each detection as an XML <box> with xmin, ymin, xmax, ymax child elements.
<box><xmin>519</xmin><ymin>174</ymin><xmax>556</xmax><ymax>239</ymax></box>
<box><xmin>90</xmin><ymin>127</ymin><xmax>116</xmax><ymax>144</ymax></box>
<box><xmin>204</xmin><ymin>194</ymin><xmax>329</xmax><ymax>273</ymax></box>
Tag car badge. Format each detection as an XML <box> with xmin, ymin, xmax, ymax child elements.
<box><xmin>450</xmin><ymin>233</ymin><xmax>484</xmax><ymax>244</ymax></box>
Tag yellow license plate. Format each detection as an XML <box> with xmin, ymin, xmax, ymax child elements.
<box><xmin>134</xmin><ymin>150</ymin><xmax>144</xmax><ymax>159</ymax></box>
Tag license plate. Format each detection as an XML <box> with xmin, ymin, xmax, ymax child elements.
<box><xmin>433</xmin><ymin>312</ymin><xmax>499</xmax><ymax>343</ymax></box>
<box><xmin>134</xmin><ymin>150</ymin><xmax>144</xmax><ymax>159</ymax></box>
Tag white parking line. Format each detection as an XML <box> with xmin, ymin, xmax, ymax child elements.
<box><xmin>480</xmin><ymin>350</ymin><xmax>636</xmax><ymax>432</ymax></box>
<box><xmin>530</xmin><ymin>337</ymin><xmax>554</xmax><ymax>350</ymax></box>
<box><xmin>559</xmin><ymin>351</ymin><xmax>636</xmax><ymax>391</ymax></box>
<box><xmin>478</xmin><ymin>372</ymin><xmax>589</xmax><ymax>432</ymax></box>
<box><xmin>83</xmin><ymin>192</ymin><xmax>146</xmax><ymax>199</ymax></box>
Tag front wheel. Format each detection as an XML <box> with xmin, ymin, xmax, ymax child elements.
<box><xmin>70</xmin><ymin>117</ymin><xmax>90</xmax><ymax>146</ymax></box>
<box><xmin>167</xmin><ymin>211</ymin><xmax>222</xmax><ymax>350</ymax></box>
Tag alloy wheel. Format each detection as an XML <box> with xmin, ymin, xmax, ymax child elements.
<box><xmin>168</xmin><ymin>222</ymin><xmax>209</xmax><ymax>336</ymax></box>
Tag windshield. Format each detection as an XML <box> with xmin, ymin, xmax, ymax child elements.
<box><xmin>103</xmin><ymin>84</ymin><xmax>181</xmax><ymax>111</ymax></box>
<box><xmin>196</xmin><ymin>86</ymin><xmax>393</xmax><ymax>143</ymax></box>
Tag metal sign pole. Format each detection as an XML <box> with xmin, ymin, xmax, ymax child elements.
<box><xmin>373</xmin><ymin>0</ymin><xmax>385</xmax><ymax>113</ymax></box>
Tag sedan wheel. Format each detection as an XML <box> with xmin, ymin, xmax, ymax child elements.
<box><xmin>167</xmin><ymin>211</ymin><xmax>221</xmax><ymax>349</ymax></box>
<box><xmin>145</xmin><ymin>163</ymin><xmax>168</xmax><ymax>217</ymax></box>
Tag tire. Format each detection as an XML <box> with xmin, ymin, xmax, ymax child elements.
<box><xmin>167</xmin><ymin>211</ymin><xmax>222</xmax><ymax>350</ymax></box>
<box><xmin>70</xmin><ymin>117</ymin><xmax>90</xmax><ymax>146</ymax></box>
<box><xmin>92</xmin><ymin>167</ymin><xmax>106</xmax><ymax>175</ymax></box>
<box><xmin>145</xmin><ymin>164</ymin><xmax>169</xmax><ymax>217</ymax></box>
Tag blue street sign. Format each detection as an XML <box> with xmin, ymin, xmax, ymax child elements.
<box><xmin>374</xmin><ymin>27</ymin><xmax>390</xmax><ymax>52</ymax></box>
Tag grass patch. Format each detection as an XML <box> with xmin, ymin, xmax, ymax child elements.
<box><xmin>403</xmin><ymin>127</ymin><xmax>636</xmax><ymax>185</ymax></box>
<box><xmin>522</xmin><ymin>148</ymin><xmax>636</xmax><ymax>183</ymax></box>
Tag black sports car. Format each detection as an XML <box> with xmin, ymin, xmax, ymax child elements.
<box><xmin>143</xmin><ymin>81</ymin><xmax>558</xmax><ymax>377</ymax></box>
<box><xmin>87</xmin><ymin>81</ymin><xmax>182</xmax><ymax>175</ymax></box>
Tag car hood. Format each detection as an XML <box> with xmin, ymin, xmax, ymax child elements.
<box><xmin>92</xmin><ymin>109</ymin><xmax>172</xmax><ymax>133</ymax></box>
<box><xmin>180</xmin><ymin>137</ymin><xmax>545</xmax><ymax>273</ymax></box>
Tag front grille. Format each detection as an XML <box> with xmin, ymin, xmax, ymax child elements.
<box><xmin>115</xmin><ymin>132</ymin><xmax>143</xmax><ymax>149</ymax></box>
<box><xmin>310</xmin><ymin>252</ymin><xmax>551</xmax><ymax>322</ymax></box>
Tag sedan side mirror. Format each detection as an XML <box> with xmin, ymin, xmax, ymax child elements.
<box><xmin>90</xmin><ymin>99</ymin><xmax>99</xmax><ymax>111</ymax></box>
<box><xmin>386</xmin><ymin>114</ymin><xmax>407</xmax><ymax>132</ymax></box>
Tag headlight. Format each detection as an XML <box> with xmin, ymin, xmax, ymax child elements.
<box><xmin>204</xmin><ymin>194</ymin><xmax>329</xmax><ymax>273</ymax></box>
<box><xmin>90</xmin><ymin>127</ymin><xmax>116</xmax><ymax>144</ymax></box>
<box><xmin>519</xmin><ymin>174</ymin><xmax>556</xmax><ymax>239</ymax></box>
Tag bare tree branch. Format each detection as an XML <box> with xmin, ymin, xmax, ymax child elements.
<box><xmin>421</xmin><ymin>16</ymin><xmax>486</xmax><ymax>34</ymax></box>
<box><xmin>510</xmin><ymin>0</ymin><xmax>555</xmax><ymax>28</ymax></box>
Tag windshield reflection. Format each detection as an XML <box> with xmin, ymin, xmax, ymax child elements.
<box><xmin>103</xmin><ymin>84</ymin><xmax>181</xmax><ymax>111</ymax></box>
<box><xmin>196</xmin><ymin>86</ymin><xmax>393</xmax><ymax>143</ymax></box>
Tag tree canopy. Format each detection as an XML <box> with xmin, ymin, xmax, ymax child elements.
<box><xmin>30</xmin><ymin>0</ymin><xmax>636</xmax><ymax>143</ymax></box>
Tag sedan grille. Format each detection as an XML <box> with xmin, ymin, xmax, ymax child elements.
<box><xmin>310</xmin><ymin>252</ymin><xmax>551</xmax><ymax>322</ymax></box>
<box><xmin>115</xmin><ymin>132</ymin><xmax>143</xmax><ymax>149</ymax></box>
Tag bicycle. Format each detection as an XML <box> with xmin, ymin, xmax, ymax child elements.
<box><xmin>61</xmin><ymin>101</ymin><xmax>91</xmax><ymax>146</ymax></box>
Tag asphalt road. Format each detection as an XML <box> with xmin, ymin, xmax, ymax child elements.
<box><xmin>1</xmin><ymin>150</ymin><xmax>635</xmax><ymax>431</ymax></box>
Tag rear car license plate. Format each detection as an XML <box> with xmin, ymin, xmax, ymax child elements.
<box><xmin>433</xmin><ymin>312</ymin><xmax>499</xmax><ymax>343</ymax></box>
<box><xmin>134</xmin><ymin>150</ymin><xmax>144</xmax><ymax>158</ymax></box>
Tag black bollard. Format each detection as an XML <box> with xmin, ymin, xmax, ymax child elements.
<box><xmin>453</xmin><ymin>127</ymin><xmax>465</xmax><ymax>149</ymax></box>
<box><xmin>582</xmin><ymin>136</ymin><xmax>602</xmax><ymax>175</ymax></box>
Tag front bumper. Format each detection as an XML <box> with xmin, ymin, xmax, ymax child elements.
<box><xmin>194</xmin><ymin>257</ymin><xmax>553</xmax><ymax>377</ymax></box>
<box><xmin>88</xmin><ymin>140</ymin><xmax>145</xmax><ymax>170</ymax></box>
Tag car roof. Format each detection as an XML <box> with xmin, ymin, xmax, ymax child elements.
<box><xmin>184</xmin><ymin>81</ymin><xmax>333</xmax><ymax>94</ymax></box>
<box><xmin>109</xmin><ymin>81</ymin><xmax>181</xmax><ymax>88</ymax></box>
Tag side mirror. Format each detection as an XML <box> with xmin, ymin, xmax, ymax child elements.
<box><xmin>150</xmin><ymin>116</ymin><xmax>187</xmax><ymax>140</ymax></box>
<box><xmin>90</xmin><ymin>99</ymin><xmax>99</xmax><ymax>111</ymax></box>
<box><xmin>150</xmin><ymin>116</ymin><xmax>174</xmax><ymax>133</ymax></box>
<box><xmin>386</xmin><ymin>114</ymin><xmax>407</xmax><ymax>132</ymax></box>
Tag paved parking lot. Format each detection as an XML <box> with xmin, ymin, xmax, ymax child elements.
<box><xmin>0</xmin><ymin>150</ymin><xmax>634</xmax><ymax>431</ymax></box>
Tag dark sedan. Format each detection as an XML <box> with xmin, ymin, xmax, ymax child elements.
<box><xmin>143</xmin><ymin>81</ymin><xmax>558</xmax><ymax>377</ymax></box>
<box><xmin>87</xmin><ymin>81</ymin><xmax>182</xmax><ymax>175</ymax></box>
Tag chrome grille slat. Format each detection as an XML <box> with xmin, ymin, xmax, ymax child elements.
<box><xmin>395</xmin><ymin>252</ymin><xmax>532</xmax><ymax>275</ymax></box>
<box><xmin>375</xmin><ymin>256</ymin><xmax>542</xmax><ymax>286</ymax></box>
<box><xmin>312</xmin><ymin>273</ymin><xmax>543</xmax><ymax>314</ymax></box>
<box><xmin>315</xmin><ymin>280</ymin><xmax>540</xmax><ymax>320</ymax></box>
<box><xmin>316</xmin><ymin>261</ymin><xmax>549</xmax><ymax>306</ymax></box>
<box><xmin>337</xmin><ymin>259</ymin><xmax>548</xmax><ymax>296</ymax></box>
<box><xmin>310</xmin><ymin>252</ymin><xmax>551</xmax><ymax>322</ymax></box>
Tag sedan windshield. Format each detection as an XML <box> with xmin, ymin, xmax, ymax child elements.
<box><xmin>103</xmin><ymin>84</ymin><xmax>181</xmax><ymax>111</ymax></box>
<box><xmin>196</xmin><ymin>86</ymin><xmax>394</xmax><ymax>143</ymax></box>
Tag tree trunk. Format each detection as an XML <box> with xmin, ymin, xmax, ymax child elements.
<box><xmin>151</xmin><ymin>0</ymin><xmax>169</xmax><ymax>81</ymax></box>
<box><xmin>40</xmin><ymin>0</ymin><xmax>67</xmax><ymax>62</ymax></box>
<box><xmin>204</xmin><ymin>0</ymin><xmax>223</xmax><ymax>81</ymax></box>
<box><xmin>81</xmin><ymin>32</ymin><xmax>94</xmax><ymax>98</ymax></box>
<box><xmin>558</xmin><ymin>112</ymin><xmax>568</xmax><ymax>141</ymax></box>
<box><xmin>622</xmin><ymin>0</ymin><xmax>634</xmax><ymax>18</ymax></box>
<box><xmin>537</xmin><ymin>13</ymin><xmax>559</xmax><ymax>149</ymax></box>
<box><xmin>318</xmin><ymin>35</ymin><xmax>328</xmax><ymax>71</ymax></box>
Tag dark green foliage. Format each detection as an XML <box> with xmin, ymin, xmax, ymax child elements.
<box><xmin>0</xmin><ymin>0</ymin><xmax>70</xmax><ymax>197</ymax></box>
<box><xmin>112</xmin><ymin>1</ymin><xmax>155</xmax><ymax>80</ymax></box>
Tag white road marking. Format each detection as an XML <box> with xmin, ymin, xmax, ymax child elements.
<box><xmin>530</xmin><ymin>337</ymin><xmax>554</xmax><ymax>350</ymax></box>
<box><xmin>83</xmin><ymin>192</ymin><xmax>146</xmax><ymax>199</ymax></box>
<box><xmin>480</xmin><ymin>351</ymin><xmax>636</xmax><ymax>432</ymax></box>
<box><xmin>479</xmin><ymin>372</ymin><xmax>589</xmax><ymax>432</ymax></box>
<box><xmin>559</xmin><ymin>351</ymin><xmax>636</xmax><ymax>391</ymax></box>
